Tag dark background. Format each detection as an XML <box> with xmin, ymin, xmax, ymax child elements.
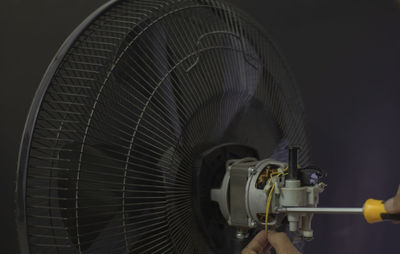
<box><xmin>1</xmin><ymin>0</ymin><xmax>399</xmax><ymax>253</ymax></box>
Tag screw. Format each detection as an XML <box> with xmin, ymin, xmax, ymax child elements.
<box><xmin>250</xmin><ymin>220</ymin><xmax>257</xmax><ymax>227</ymax></box>
<box><xmin>248</xmin><ymin>167</ymin><xmax>256</xmax><ymax>176</ymax></box>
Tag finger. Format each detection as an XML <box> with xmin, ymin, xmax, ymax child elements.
<box><xmin>242</xmin><ymin>231</ymin><xmax>268</xmax><ymax>254</ymax></box>
<box><xmin>262</xmin><ymin>241</ymin><xmax>272</xmax><ymax>254</ymax></box>
<box><xmin>267</xmin><ymin>231</ymin><xmax>291</xmax><ymax>248</ymax></box>
<box><xmin>267</xmin><ymin>231</ymin><xmax>301</xmax><ymax>254</ymax></box>
<box><xmin>241</xmin><ymin>248</ymin><xmax>257</xmax><ymax>254</ymax></box>
<box><xmin>385</xmin><ymin>185</ymin><xmax>400</xmax><ymax>213</ymax></box>
<box><xmin>395</xmin><ymin>185</ymin><xmax>400</xmax><ymax>211</ymax></box>
<box><xmin>385</xmin><ymin>198</ymin><xmax>395</xmax><ymax>212</ymax></box>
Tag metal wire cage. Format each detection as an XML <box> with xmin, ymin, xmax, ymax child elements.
<box><xmin>16</xmin><ymin>0</ymin><xmax>310</xmax><ymax>253</ymax></box>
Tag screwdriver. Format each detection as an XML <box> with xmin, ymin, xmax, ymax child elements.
<box><xmin>278</xmin><ymin>199</ymin><xmax>400</xmax><ymax>223</ymax></box>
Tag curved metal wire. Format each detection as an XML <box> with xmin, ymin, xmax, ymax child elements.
<box><xmin>17</xmin><ymin>0</ymin><xmax>310</xmax><ymax>253</ymax></box>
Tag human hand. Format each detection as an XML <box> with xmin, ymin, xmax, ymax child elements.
<box><xmin>384</xmin><ymin>185</ymin><xmax>400</xmax><ymax>213</ymax></box>
<box><xmin>241</xmin><ymin>231</ymin><xmax>301</xmax><ymax>254</ymax></box>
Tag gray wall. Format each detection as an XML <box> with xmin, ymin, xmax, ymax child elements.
<box><xmin>1</xmin><ymin>0</ymin><xmax>399</xmax><ymax>253</ymax></box>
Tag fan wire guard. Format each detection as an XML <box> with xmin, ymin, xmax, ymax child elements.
<box><xmin>17</xmin><ymin>0</ymin><xmax>310</xmax><ymax>253</ymax></box>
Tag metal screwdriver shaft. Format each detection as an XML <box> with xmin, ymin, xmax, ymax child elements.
<box><xmin>278</xmin><ymin>207</ymin><xmax>363</xmax><ymax>214</ymax></box>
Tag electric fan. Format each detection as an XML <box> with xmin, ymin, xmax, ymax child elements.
<box><xmin>16</xmin><ymin>0</ymin><xmax>313</xmax><ymax>253</ymax></box>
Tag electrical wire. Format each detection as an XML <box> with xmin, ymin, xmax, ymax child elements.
<box><xmin>265</xmin><ymin>182</ymin><xmax>275</xmax><ymax>233</ymax></box>
<box><xmin>265</xmin><ymin>167</ymin><xmax>288</xmax><ymax>233</ymax></box>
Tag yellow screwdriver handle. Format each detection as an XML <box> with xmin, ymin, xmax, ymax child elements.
<box><xmin>363</xmin><ymin>199</ymin><xmax>400</xmax><ymax>223</ymax></box>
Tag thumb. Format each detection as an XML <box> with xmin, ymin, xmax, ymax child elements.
<box><xmin>384</xmin><ymin>185</ymin><xmax>400</xmax><ymax>213</ymax></box>
<box><xmin>267</xmin><ymin>232</ymin><xmax>301</xmax><ymax>254</ymax></box>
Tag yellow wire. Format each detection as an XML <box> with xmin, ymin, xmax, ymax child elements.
<box><xmin>265</xmin><ymin>182</ymin><xmax>275</xmax><ymax>233</ymax></box>
<box><xmin>264</xmin><ymin>167</ymin><xmax>288</xmax><ymax>232</ymax></box>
